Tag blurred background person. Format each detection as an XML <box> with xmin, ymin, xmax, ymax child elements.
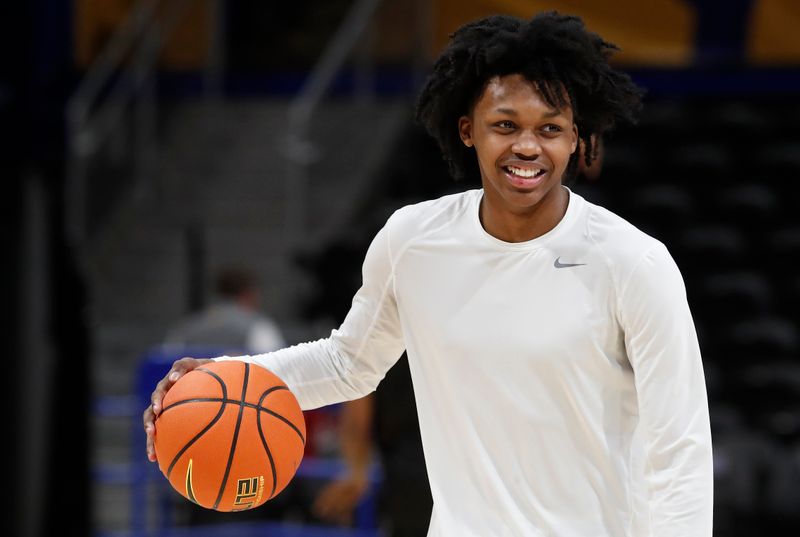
<box><xmin>164</xmin><ymin>264</ymin><xmax>285</xmax><ymax>354</ymax></box>
<box><xmin>312</xmin><ymin>360</ymin><xmax>432</xmax><ymax>537</ymax></box>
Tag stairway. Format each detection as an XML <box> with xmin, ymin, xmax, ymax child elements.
<box><xmin>88</xmin><ymin>96</ymin><xmax>409</xmax><ymax>534</ymax></box>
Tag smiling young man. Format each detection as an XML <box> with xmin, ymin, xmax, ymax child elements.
<box><xmin>459</xmin><ymin>73</ymin><xmax>578</xmax><ymax>242</ymax></box>
<box><xmin>145</xmin><ymin>12</ymin><xmax>713</xmax><ymax>536</ymax></box>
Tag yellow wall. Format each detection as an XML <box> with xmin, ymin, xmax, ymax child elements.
<box><xmin>75</xmin><ymin>0</ymin><xmax>800</xmax><ymax>72</ymax></box>
<box><xmin>432</xmin><ymin>0</ymin><xmax>696</xmax><ymax>66</ymax></box>
<box><xmin>74</xmin><ymin>0</ymin><xmax>210</xmax><ymax>70</ymax></box>
<box><xmin>748</xmin><ymin>0</ymin><xmax>800</xmax><ymax>64</ymax></box>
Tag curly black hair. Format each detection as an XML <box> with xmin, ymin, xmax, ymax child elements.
<box><xmin>415</xmin><ymin>12</ymin><xmax>644</xmax><ymax>181</ymax></box>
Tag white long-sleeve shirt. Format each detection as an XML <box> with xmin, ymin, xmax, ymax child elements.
<box><xmin>220</xmin><ymin>188</ymin><xmax>713</xmax><ymax>536</ymax></box>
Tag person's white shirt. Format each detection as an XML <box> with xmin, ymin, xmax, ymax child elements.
<box><xmin>166</xmin><ymin>301</ymin><xmax>285</xmax><ymax>354</ymax></box>
<box><xmin>219</xmin><ymin>187</ymin><xmax>713</xmax><ymax>537</ymax></box>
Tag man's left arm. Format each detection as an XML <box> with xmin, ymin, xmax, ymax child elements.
<box><xmin>620</xmin><ymin>243</ymin><xmax>714</xmax><ymax>536</ymax></box>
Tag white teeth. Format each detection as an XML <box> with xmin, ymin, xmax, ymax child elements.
<box><xmin>507</xmin><ymin>166</ymin><xmax>543</xmax><ymax>178</ymax></box>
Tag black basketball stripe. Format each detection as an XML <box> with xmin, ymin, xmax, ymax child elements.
<box><xmin>257</xmin><ymin>385</ymin><xmax>305</xmax><ymax>445</ymax></box>
<box><xmin>162</xmin><ymin>397</ymin><xmax>248</xmax><ymax>413</ymax></box>
<box><xmin>256</xmin><ymin>390</ymin><xmax>279</xmax><ymax>499</ymax></box>
<box><xmin>260</xmin><ymin>385</ymin><xmax>289</xmax><ymax>399</ymax></box>
<box><xmin>259</xmin><ymin>407</ymin><xmax>306</xmax><ymax>446</ymax></box>
<box><xmin>213</xmin><ymin>362</ymin><xmax>250</xmax><ymax>510</ymax></box>
<box><xmin>165</xmin><ymin>368</ymin><xmax>228</xmax><ymax>478</ymax></box>
<box><xmin>162</xmin><ymin>398</ymin><xmax>227</xmax><ymax>413</ymax></box>
<box><xmin>162</xmin><ymin>385</ymin><xmax>295</xmax><ymax>416</ymax></box>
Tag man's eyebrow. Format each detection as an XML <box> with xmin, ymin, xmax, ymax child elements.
<box><xmin>493</xmin><ymin>107</ymin><xmax>564</xmax><ymax>118</ymax></box>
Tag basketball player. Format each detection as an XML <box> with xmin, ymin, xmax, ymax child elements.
<box><xmin>145</xmin><ymin>12</ymin><xmax>713</xmax><ymax>536</ymax></box>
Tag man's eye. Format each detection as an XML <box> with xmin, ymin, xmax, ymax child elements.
<box><xmin>542</xmin><ymin>124</ymin><xmax>563</xmax><ymax>133</ymax></box>
<box><xmin>496</xmin><ymin>121</ymin><xmax>515</xmax><ymax>129</ymax></box>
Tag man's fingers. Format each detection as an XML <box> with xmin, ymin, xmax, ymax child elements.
<box><xmin>145</xmin><ymin>424</ymin><xmax>156</xmax><ymax>462</ymax></box>
<box><xmin>144</xmin><ymin>357</ymin><xmax>213</xmax><ymax>461</ymax></box>
<box><xmin>142</xmin><ymin>405</ymin><xmax>154</xmax><ymax>428</ymax></box>
<box><xmin>313</xmin><ymin>482</ymin><xmax>361</xmax><ymax>524</ymax></box>
<box><xmin>150</xmin><ymin>380</ymin><xmax>168</xmax><ymax>415</ymax></box>
<box><xmin>143</xmin><ymin>406</ymin><xmax>157</xmax><ymax>462</ymax></box>
<box><xmin>150</xmin><ymin>358</ymin><xmax>193</xmax><ymax>414</ymax></box>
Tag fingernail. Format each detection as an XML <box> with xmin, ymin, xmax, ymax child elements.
<box><xmin>169</xmin><ymin>372</ymin><xmax>179</xmax><ymax>382</ymax></box>
<box><xmin>152</xmin><ymin>403</ymin><xmax>159</xmax><ymax>413</ymax></box>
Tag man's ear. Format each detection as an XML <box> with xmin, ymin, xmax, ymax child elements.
<box><xmin>570</xmin><ymin>123</ymin><xmax>579</xmax><ymax>154</ymax></box>
<box><xmin>458</xmin><ymin>116</ymin><xmax>473</xmax><ymax>147</ymax></box>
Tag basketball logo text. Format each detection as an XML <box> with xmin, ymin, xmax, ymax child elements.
<box><xmin>233</xmin><ymin>475</ymin><xmax>264</xmax><ymax>510</ymax></box>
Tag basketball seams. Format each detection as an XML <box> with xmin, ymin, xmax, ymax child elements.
<box><xmin>259</xmin><ymin>406</ymin><xmax>306</xmax><ymax>446</ymax></box>
<box><xmin>165</xmin><ymin>369</ymin><xmax>228</xmax><ymax>478</ymax></box>
<box><xmin>254</xmin><ymin>385</ymin><xmax>306</xmax><ymax>444</ymax></box>
<box><xmin>259</xmin><ymin>385</ymin><xmax>289</xmax><ymax>399</ymax></box>
<box><xmin>257</xmin><ymin>390</ymin><xmax>279</xmax><ymax>500</ymax></box>
<box><xmin>161</xmin><ymin>367</ymin><xmax>228</xmax><ymax>415</ymax></box>
<box><xmin>212</xmin><ymin>362</ymin><xmax>250</xmax><ymax>510</ymax></box>
<box><xmin>163</xmin><ymin>397</ymin><xmax>293</xmax><ymax>413</ymax></box>
<box><xmin>165</xmin><ymin>404</ymin><xmax>227</xmax><ymax>478</ymax></box>
<box><xmin>161</xmin><ymin>386</ymin><xmax>304</xmax><ymax>447</ymax></box>
<box><xmin>162</xmin><ymin>397</ymin><xmax>227</xmax><ymax>412</ymax></box>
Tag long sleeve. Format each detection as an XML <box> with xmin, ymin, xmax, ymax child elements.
<box><xmin>218</xmin><ymin>224</ymin><xmax>406</xmax><ymax>410</ymax></box>
<box><xmin>618</xmin><ymin>243</ymin><xmax>714</xmax><ymax>536</ymax></box>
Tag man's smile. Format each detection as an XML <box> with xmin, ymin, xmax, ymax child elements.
<box><xmin>504</xmin><ymin>165</ymin><xmax>546</xmax><ymax>178</ymax></box>
<box><xmin>501</xmin><ymin>163</ymin><xmax>548</xmax><ymax>189</ymax></box>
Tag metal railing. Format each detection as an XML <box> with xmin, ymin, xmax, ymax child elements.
<box><xmin>283</xmin><ymin>0</ymin><xmax>384</xmax><ymax>245</ymax></box>
<box><xmin>65</xmin><ymin>0</ymin><xmax>221</xmax><ymax>253</ymax></box>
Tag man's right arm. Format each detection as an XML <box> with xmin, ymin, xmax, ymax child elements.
<box><xmin>145</xmin><ymin>221</ymin><xmax>405</xmax><ymax>460</ymax></box>
<box><xmin>217</xmin><ymin>222</ymin><xmax>406</xmax><ymax>410</ymax></box>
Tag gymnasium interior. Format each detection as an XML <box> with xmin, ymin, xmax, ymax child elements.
<box><xmin>5</xmin><ymin>1</ymin><xmax>800</xmax><ymax>536</ymax></box>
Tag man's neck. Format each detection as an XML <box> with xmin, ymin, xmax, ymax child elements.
<box><xmin>479</xmin><ymin>186</ymin><xmax>569</xmax><ymax>243</ymax></box>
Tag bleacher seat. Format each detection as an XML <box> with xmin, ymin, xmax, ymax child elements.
<box><xmin>768</xmin><ymin>227</ymin><xmax>800</xmax><ymax>270</ymax></box>
<box><xmin>675</xmin><ymin>225</ymin><xmax>749</xmax><ymax>279</ymax></box>
<box><xmin>697</xmin><ymin>272</ymin><xmax>772</xmax><ymax>323</ymax></box>
<box><xmin>715</xmin><ymin>183</ymin><xmax>781</xmax><ymax>233</ymax></box>
<box><xmin>624</xmin><ymin>183</ymin><xmax>694</xmax><ymax>244</ymax></box>
<box><xmin>668</xmin><ymin>142</ymin><xmax>733</xmax><ymax>186</ymax></box>
<box><xmin>711</xmin><ymin>413</ymin><xmax>776</xmax><ymax>535</ymax></box>
<box><xmin>755</xmin><ymin>142</ymin><xmax>800</xmax><ymax>184</ymax></box>
<box><xmin>731</xmin><ymin>317</ymin><xmax>798</xmax><ymax>357</ymax></box>
<box><xmin>598</xmin><ymin>144</ymin><xmax>650</xmax><ymax>187</ymax></box>
<box><xmin>761</xmin><ymin>442</ymin><xmax>800</xmax><ymax>526</ymax></box>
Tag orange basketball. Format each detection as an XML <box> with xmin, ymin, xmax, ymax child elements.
<box><xmin>153</xmin><ymin>360</ymin><xmax>306</xmax><ymax>511</ymax></box>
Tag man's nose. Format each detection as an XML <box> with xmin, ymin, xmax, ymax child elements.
<box><xmin>511</xmin><ymin>130</ymin><xmax>541</xmax><ymax>157</ymax></box>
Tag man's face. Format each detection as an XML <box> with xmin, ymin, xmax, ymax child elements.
<box><xmin>458</xmin><ymin>74</ymin><xmax>578</xmax><ymax>216</ymax></box>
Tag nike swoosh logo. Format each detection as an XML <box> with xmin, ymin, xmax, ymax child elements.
<box><xmin>186</xmin><ymin>458</ymin><xmax>199</xmax><ymax>504</ymax></box>
<box><xmin>554</xmin><ymin>257</ymin><xmax>586</xmax><ymax>268</ymax></box>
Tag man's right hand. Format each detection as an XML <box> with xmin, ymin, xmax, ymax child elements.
<box><xmin>142</xmin><ymin>357</ymin><xmax>214</xmax><ymax>462</ymax></box>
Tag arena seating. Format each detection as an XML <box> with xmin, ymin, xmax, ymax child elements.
<box><xmin>589</xmin><ymin>96</ymin><xmax>800</xmax><ymax>535</ymax></box>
